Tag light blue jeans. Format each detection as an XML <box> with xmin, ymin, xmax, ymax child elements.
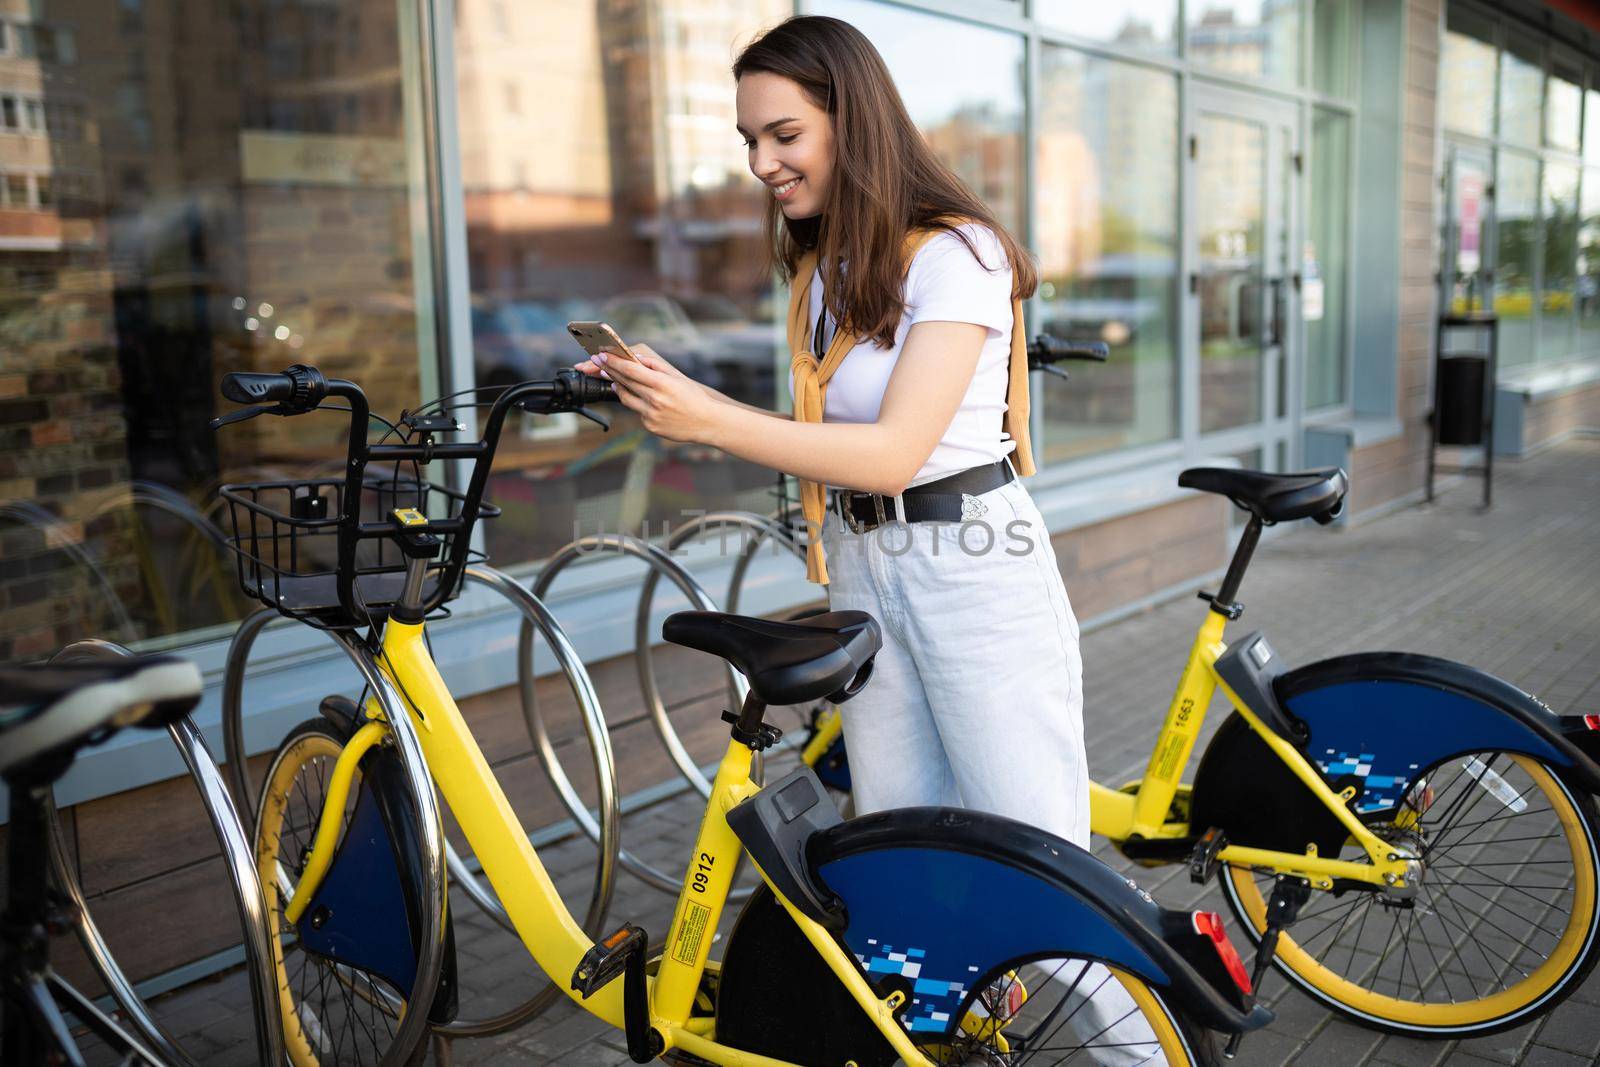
<box><xmin>821</xmin><ymin>474</ymin><xmax>1165</xmax><ymax>1066</ymax></box>
<box><xmin>821</xmin><ymin>475</ymin><xmax>1089</xmax><ymax>842</ymax></box>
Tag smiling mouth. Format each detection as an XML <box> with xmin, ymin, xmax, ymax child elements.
<box><xmin>772</xmin><ymin>177</ymin><xmax>802</xmax><ymax>200</ymax></box>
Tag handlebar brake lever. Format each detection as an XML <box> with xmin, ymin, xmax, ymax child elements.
<box><xmin>1036</xmin><ymin>364</ymin><xmax>1072</xmax><ymax>382</ymax></box>
<box><xmin>577</xmin><ymin>407</ymin><xmax>611</xmax><ymax>432</ymax></box>
<box><xmin>209</xmin><ymin>405</ymin><xmax>270</xmax><ymax>429</ymax></box>
<box><xmin>209</xmin><ymin>403</ymin><xmax>299</xmax><ymax>430</ymax></box>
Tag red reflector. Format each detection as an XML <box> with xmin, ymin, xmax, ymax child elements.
<box><xmin>1585</xmin><ymin>714</ymin><xmax>1600</xmax><ymax>731</ymax></box>
<box><xmin>1192</xmin><ymin>911</ymin><xmax>1253</xmax><ymax>995</ymax></box>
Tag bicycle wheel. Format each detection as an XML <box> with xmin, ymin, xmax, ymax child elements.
<box><xmin>715</xmin><ymin>885</ymin><xmax>1218</xmax><ymax>1066</ymax></box>
<box><xmin>1221</xmin><ymin>749</ymin><xmax>1600</xmax><ymax>1036</ymax></box>
<box><xmin>255</xmin><ymin>717</ymin><xmax>415</xmax><ymax>1067</ymax></box>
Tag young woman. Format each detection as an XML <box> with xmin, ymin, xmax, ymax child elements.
<box><xmin>584</xmin><ymin>13</ymin><xmax>1090</xmax><ymax>843</ymax></box>
<box><xmin>579</xmin><ymin>17</ymin><xmax>1164</xmax><ymax>1060</ymax></box>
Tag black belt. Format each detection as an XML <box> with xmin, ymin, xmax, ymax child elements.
<box><xmin>834</xmin><ymin>460</ymin><xmax>1014</xmax><ymax>533</ymax></box>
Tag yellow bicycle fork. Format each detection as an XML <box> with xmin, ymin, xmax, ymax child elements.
<box><xmin>286</xmin><ymin>618</ymin><xmax>936</xmax><ymax>1066</ymax></box>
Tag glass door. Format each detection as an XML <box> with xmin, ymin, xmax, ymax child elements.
<box><xmin>1189</xmin><ymin>84</ymin><xmax>1300</xmax><ymax>465</ymax></box>
<box><xmin>1442</xmin><ymin>143</ymin><xmax>1494</xmax><ymax>314</ymax></box>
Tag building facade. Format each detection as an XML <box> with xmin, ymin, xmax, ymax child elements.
<box><xmin>2</xmin><ymin>0</ymin><xmax>1599</xmax><ymax>985</ymax></box>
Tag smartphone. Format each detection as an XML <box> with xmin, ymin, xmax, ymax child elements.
<box><xmin>566</xmin><ymin>321</ymin><xmax>639</xmax><ymax>364</ymax></box>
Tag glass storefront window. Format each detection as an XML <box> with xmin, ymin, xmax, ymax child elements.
<box><xmin>454</xmin><ymin>0</ymin><xmax>789</xmax><ymax>567</ymax></box>
<box><xmin>1546</xmin><ymin>60</ymin><xmax>1582</xmax><ymax>154</ymax></box>
<box><xmin>0</xmin><ymin>0</ymin><xmax>431</xmax><ymax>661</ymax></box>
<box><xmin>1186</xmin><ymin>0</ymin><xmax>1302</xmax><ymax>87</ymax></box>
<box><xmin>1495</xmin><ymin>152</ymin><xmax>1540</xmax><ymax>370</ymax></box>
<box><xmin>1579</xmin><ymin>170</ymin><xmax>1600</xmax><ymax>351</ymax></box>
<box><xmin>1035</xmin><ymin>0</ymin><xmax>1178</xmax><ymax>57</ymax></box>
<box><xmin>1499</xmin><ymin>35</ymin><xmax>1543</xmax><ymax>147</ymax></box>
<box><xmin>1311</xmin><ymin>0</ymin><xmax>1354</xmax><ymax>99</ymax></box>
<box><xmin>1439</xmin><ymin>9</ymin><xmax>1496</xmax><ymax>139</ymax></box>
<box><xmin>820</xmin><ymin>0</ymin><xmax>1026</xmax><ymax>236</ymax></box>
<box><xmin>1035</xmin><ymin>47</ymin><xmax>1178</xmax><ymax>461</ymax></box>
<box><xmin>1586</xmin><ymin>81</ymin><xmax>1600</xmax><ymax>165</ymax></box>
<box><xmin>1540</xmin><ymin>162</ymin><xmax>1579</xmax><ymax>362</ymax></box>
<box><xmin>1305</xmin><ymin>108</ymin><xmax>1349</xmax><ymax>409</ymax></box>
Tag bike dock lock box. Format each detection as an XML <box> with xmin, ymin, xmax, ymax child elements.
<box><xmin>1426</xmin><ymin>311</ymin><xmax>1498</xmax><ymax>508</ymax></box>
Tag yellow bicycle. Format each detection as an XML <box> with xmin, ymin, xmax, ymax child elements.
<box><xmin>215</xmin><ymin>363</ymin><xmax>1269</xmax><ymax>1066</ymax></box>
<box><xmin>802</xmin><ymin>461</ymin><xmax>1600</xmax><ymax>1040</ymax></box>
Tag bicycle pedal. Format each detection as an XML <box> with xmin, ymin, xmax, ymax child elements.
<box><xmin>572</xmin><ymin>922</ymin><xmax>648</xmax><ymax>999</ymax></box>
<box><xmin>1189</xmin><ymin>826</ymin><xmax>1229</xmax><ymax>884</ymax></box>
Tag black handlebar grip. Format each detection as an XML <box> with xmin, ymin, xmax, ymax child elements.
<box><xmin>219</xmin><ymin>364</ymin><xmax>328</xmax><ymax>409</ymax></box>
<box><xmin>1032</xmin><ymin>335</ymin><xmax>1111</xmax><ymax>362</ymax></box>
<box><xmin>579</xmin><ymin>376</ymin><xmax>620</xmax><ymax>404</ymax></box>
<box><xmin>221</xmin><ymin>372</ymin><xmax>296</xmax><ymax>404</ymax></box>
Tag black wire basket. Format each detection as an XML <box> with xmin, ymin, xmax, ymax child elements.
<box><xmin>219</xmin><ymin>476</ymin><xmax>497</xmax><ymax>628</ymax></box>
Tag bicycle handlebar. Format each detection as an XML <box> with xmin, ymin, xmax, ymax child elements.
<box><xmin>220</xmin><ymin>364</ymin><xmax>329</xmax><ymax>409</ymax></box>
<box><xmin>1027</xmin><ymin>335</ymin><xmax>1111</xmax><ymax>368</ymax></box>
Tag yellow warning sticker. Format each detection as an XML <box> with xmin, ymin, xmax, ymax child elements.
<box><xmin>1156</xmin><ymin>735</ymin><xmax>1186</xmax><ymax>780</ymax></box>
<box><xmin>671</xmin><ymin>901</ymin><xmax>711</xmax><ymax>966</ymax></box>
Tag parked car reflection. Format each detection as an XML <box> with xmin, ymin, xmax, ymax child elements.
<box><xmin>600</xmin><ymin>291</ymin><xmax>777</xmax><ymax>405</ymax></box>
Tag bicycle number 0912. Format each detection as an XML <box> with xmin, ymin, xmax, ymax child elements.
<box><xmin>690</xmin><ymin>852</ymin><xmax>715</xmax><ymax>893</ymax></box>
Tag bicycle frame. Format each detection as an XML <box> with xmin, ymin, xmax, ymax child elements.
<box><xmin>1087</xmin><ymin>612</ymin><xmax>1410</xmax><ymax>890</ymax></box>
<box><xmin>291</xmin><ymin>618</ymin><xmax>937</xmax><ymax>1066</ymax></box>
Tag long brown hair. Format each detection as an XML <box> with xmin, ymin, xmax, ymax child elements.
<box><xmin>733</xmin><ymin>15</ymin><xmax>1037</xmax><ymax>349</ymax></box>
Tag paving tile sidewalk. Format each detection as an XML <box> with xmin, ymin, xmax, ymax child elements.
<box><xmin>95</xmin><ymin>441</ymin><xmax>1600</xmax><ymax>1065</ymax></box>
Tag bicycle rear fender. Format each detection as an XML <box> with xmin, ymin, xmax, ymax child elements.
<box><xmin>810</xmin><ymin>807</ymin><xmax>1272</xmax><ymax>1036</ymax></box>
<box><xmin>1273</xmin><ymin>652</ymin><xmax>1600</xmax><ymax>813</ymax></box>
<box><xmin>296</xmin><ymin>743</ymin><xmax>460</xmax><ymax>1024</ymax></box>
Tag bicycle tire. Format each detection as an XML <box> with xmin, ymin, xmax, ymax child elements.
<box><xmin>255</xmin><ymin>716</ymin><xmax>431</xmax><ymax>1067</ymax></box>
<box><xmin>1220</xmin><ymin>749</ymin><xmax>1600</xmax><ymax>1037</ymax></box>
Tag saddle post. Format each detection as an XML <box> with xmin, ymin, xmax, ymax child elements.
<box><xmin>1202</xmin><ymin>513</ymin><xmax>1264</xmax><ymax>621</ymax></box>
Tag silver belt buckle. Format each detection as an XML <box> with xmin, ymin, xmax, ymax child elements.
<box><xmin>841</xmin><ymin>492</ymin><xmax>886</xmax><ymax>534</ymax></box>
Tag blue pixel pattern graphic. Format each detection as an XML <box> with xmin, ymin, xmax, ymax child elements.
<box><xmin>818</xmin><ymin>846</ymin><xmax>1165</xmax><ymax>1038</ymax></box>
<box><xmin>1316</xmin><ymin>750</ymin><xmax>1421</xmax><ymax>813</ymax></box>
<box><xmin>1285</xmin><ymin>679</ymin><xmax>1570</xmax><ymax>815</ymax></box>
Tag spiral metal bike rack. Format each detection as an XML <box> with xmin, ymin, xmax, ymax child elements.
<box><xmin>634</xmin><ymin>511</ymin><xmax>806</xmax><ymax>801</ymax></box>
<box><xmin>45</xmin><ymin>638</ymin><xmax>285</xmax><ymax>1067</ymax></box>
<box><xmin>524</xmin><ymin>532</ymin><xmax>746</xmax><ymax>894</ymax></box>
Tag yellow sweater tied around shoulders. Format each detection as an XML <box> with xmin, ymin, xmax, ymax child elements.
<box><xmin>786</xmin><ymin>223</ymin><xmax>1037</xmax><ymax>585</ymax></box>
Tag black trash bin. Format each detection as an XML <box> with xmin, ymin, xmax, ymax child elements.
<box><xmin>1436</xmin><ymin>354</ymin><xmax>1487</xmax><ymax>445</ymax></box>
<box><xmin>1428</xmin><ymin>311</ymin><xmax>1498</xmax><ymax>507</ymax></box>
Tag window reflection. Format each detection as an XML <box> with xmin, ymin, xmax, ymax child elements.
<box><xmin>1187</xmin><ymin>0</ymin><xmax>1302</xmax><ymax>86</ymax></box>
<box><xmin>1587</xmin><ymin>86</ymin><xmax>1600</xmax><ymax>165</ymax></box>
<box><xmin>1035</xmin><ymin>0</ymin><xmax>1177</xmax><ymax>57</ymax></box>
<box><xmin>1540</xmin><ymin>162</ymin><xmax>1579</xmax><ymax>362</ymax></box>
<box><xmin>1035</xmin><ymin>47</ymin><xmax>1178</xmax><ymax>461</ymax></box>
<box><xmin>1439</xmin><ymin>12</ymin><xmax>1496</xmax><ymax>139</ymax></box>
<box><xmin>0</xmin><ymin>0</ymin><xmax>425</xmax><ymax>658</ymax></box>
<box><xmin>1499</xmin><ymin>37</ymin><xmax>1543</xmax><ymax>146</ymax></box>
<box><xmin>1579</xmin><ymin>171</ymin><xmax>1600</xmax><ymax>348</ymax></box>
<box><xmin>1546</xmin><ymin>62</ymin><xmax>1582</xmax><ymax>153</ymax></box>
<box><xmin>1495</xmin><ymin>153</ymin><xmax>1540</xmax><ymax>369</ymax></box>
<box><xmin>455</xmin><ymin>0</ymin><xmax>788</xmax><ymax>566</ymax></box>
<box><xmin>1306</xmin><ymin>108</ymin><xmax>1349</xmax><ymax>410</ymax></box>
<box><xmin>819</xmin><ymin>0</ymin><xmax>1025</xmax><ymax>236</ymax></box>
<box><xmin>1311</xmin><ymin>0</ymin><xmax>1353</xmax><ymax>99</ymax></box>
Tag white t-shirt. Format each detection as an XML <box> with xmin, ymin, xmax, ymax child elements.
<box><xmin>800</xmin><ymin>222</ymin><xmax>1017</xmax><ymax>489</ymax></box>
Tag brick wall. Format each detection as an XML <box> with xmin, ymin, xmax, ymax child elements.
<box><xmin>0</xmin><ymin>255</ymin><xmax>143</xmax><ymax>662</ymax></box>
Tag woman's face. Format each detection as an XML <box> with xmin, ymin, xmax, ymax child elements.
<box><xmin>736</xmin><ymin>72</ymin><xmax>834</xmax><ymax>219</ymax></box>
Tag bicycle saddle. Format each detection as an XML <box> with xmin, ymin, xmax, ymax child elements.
<box><xmin>1179</xmin><ymin>466</ymin><xmax>1348</xmax><ymax>525</ymax></box>
<box><xmin>0</xmin><ymin>657</ymin><xmax>201</xmax><ymax>780</ymax></box>
<box><xmin>662</xmin><ymin>610</ymin><xmax>881</xmax><ymax>706</ymax></box>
